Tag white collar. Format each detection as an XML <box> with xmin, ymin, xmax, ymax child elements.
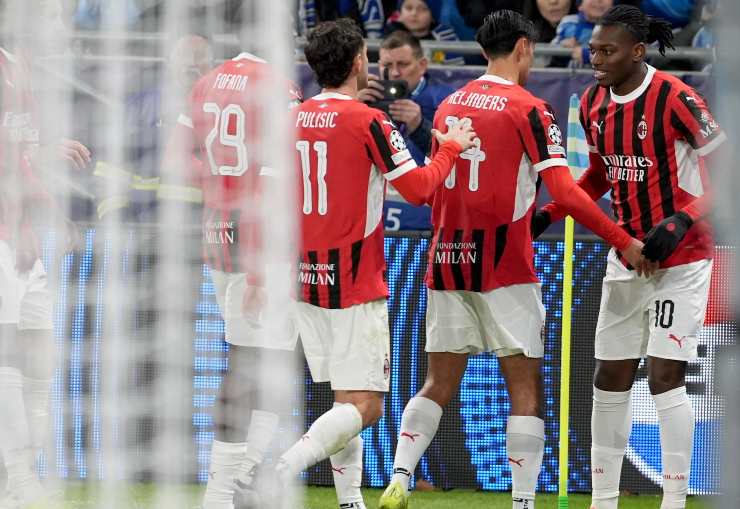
<box><xmin>610</xmin><ymin>64</ymin><xmax>656</xmax><ymax>104</ymax></box>
<box><xmin>312</xmin><ymin>92</ymin><xmax>353</xmax><ymax>101</ymax></box>
<box><xmin>477</xmin><ymin>74</ymin><xmax>515</xmax><ymax>86</ymax></box>
<box><xmin>232</xmin><ymin>52</ymin><xmax>267</xmax><ymax>63</ymax></box>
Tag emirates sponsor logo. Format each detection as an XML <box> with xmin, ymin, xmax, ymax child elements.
<box><xmin>601</xmin><ymin>154</ymin><xmax>653</xmax><ymax>183</ymax></box>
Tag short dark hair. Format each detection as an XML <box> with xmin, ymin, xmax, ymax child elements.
<box><xmin>381</xmin><ymin>30</ymin><xmax>424</xmax><ymax>60</ymax></box>
<box><xmin>475</xmin><ymin>9</ymin><xmax>538</xmax><ymax>59</ymax></box>
<box><xmin>599</xmin><ymin>5</ymin><xmax>675</xmax><ymax>56</ymax></box>
<box><xmin>304</xmin><ymin>18</ymin><xmax>365</xmax><ymax>89</ymax></box>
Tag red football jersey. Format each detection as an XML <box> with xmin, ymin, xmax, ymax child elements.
<box><xmin>426</xmin><ymin>74</ymin><xmax>568</xmax><ymax>292</ymax></box>
<box><xmin>296</xmin><ymin>92</ymin><xmax>420</xmax><ymax>308</ymax></box>
<box><xmin>580</xmin><ymin>65</ymin><xmax>724</xmax><ymax>267</ymax></box>
<box><xmin>178</xmin><ymin>53</ymin><xmax>302</xmax><ymax>272</ymax></box>
<box><xmin>0</xmin><ymin>47</ymin><xmax>42</xmax><ymax>246</ymax></box>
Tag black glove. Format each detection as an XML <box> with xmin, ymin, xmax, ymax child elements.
<box><xmin>531</xmin><ymin>210</ymin><xmax>552</xmax><ymax>239</ymax></box>
<box><xmin>642</xmin><ymin>211</ymin><xmax>693</xmax><ymax>262</ymax></box>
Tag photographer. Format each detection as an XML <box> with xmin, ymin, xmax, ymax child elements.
<box><xmin>358</xmin><ymin>30</ymin><xmax>454</xmax><ymax>164</ymax></box>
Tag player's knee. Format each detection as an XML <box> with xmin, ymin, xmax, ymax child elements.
<box><xmin>356</xmin><ymin>397</ymin><xmax>384</xmax><ymax>428</ymax></box>
<box><xmin>593</xmin><ymin>361</ymin><xmax>637</xmax><ymax>392</ymax></box>
<box><xmin>648</xmin><ymin>371</ymin><xmax>685</xmax><ymax>395</ymax></box>
<box><xmin>418</xmin><ymin>377</ymin><xmax>456</xmax><ymax>408</ymax></box>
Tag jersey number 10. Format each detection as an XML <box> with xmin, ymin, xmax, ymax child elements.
<box><xmin>443</xmin><ymin>116</ymin><xmax>486</xmax><ymax>192</ymax></box>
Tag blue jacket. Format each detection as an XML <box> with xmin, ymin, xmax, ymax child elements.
<box><xmin>404</xmin><ymin>77</ymin><xmax>455</xmax><ymax>164</ymax></box>
<box><xmin>552</xmin><ymin>13</ymin><xmax>596</xmax><ymax>65</ymax></box>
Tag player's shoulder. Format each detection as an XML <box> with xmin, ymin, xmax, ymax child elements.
<box><xmin>509</xmin><ymin>85</ymin><xmax>552</xmax><ymax>113</ymax></box>
<box><xmin>652</xmin><ymin>69</ymin><xmax>699</xmax><ymax>99</ymax></box>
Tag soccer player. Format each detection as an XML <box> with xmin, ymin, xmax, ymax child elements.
<box><xmin>163</xmin><ymin>49</ymin><xmax>302</xmax><ymax>509</ymax></box>
<box><xmin>276</xmin><ymin>19</ymin><xmax>476</xmax><ymax>509</ymax></box>
<box><xmin>378</xmin><ymin>10</ymin><xmax>647</xmax><ymax>509</ymax></box>
<box><xmin>532</xmin><ymin>6</ymin><xmax>725</xmax><ymax>509</ymax></box>
<box><xmin>0</xmin><ymin>2</ymin><xmax>91</xmax><ymax>507</ymax></box>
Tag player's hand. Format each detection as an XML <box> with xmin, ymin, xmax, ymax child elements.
<box><xmin>57</xmin><ymin>138</ymin><xmax>92</xmax><ymax>171</ymax></box>
<box><xmin>357</xmin><ymin>74</ymin><xmax>384</xmax><ymax>103</ymax></box>
<box><xmin>15</xmin><ymin>236</ymin><xmax>37</xmax><ymax>273</ymax></box>
<box><xmin>621</xmin><ymin>238</ymin><xmax>656</xmax><ymax>277</ymax></box>
<box><xmin>432</xmin><ymin>118</ymin><xmax>476</xmax><ymax>152</ymax></box>
<box><xmin>242</xmin><ymin>285</ymin><xmax>267</xmax><ymax>326</ymax></box>
<box><xmin>531</xmin><ymin>210</ymin><xmax>551</xmax><ymax>239</ymax></box>
<box><xmin>388</xmin><ymin>99</ymin><xmax>423</xmax><ymax>133</ymax></box>
<box><xmin>571</xmin><ymin>46</ymin><xmax>584</xmax><ymax>65</ymax></box>
<box><xmin>642</xmin><ymin>212</ymin><xmax>693</xmax><ymax>263</ymax></box>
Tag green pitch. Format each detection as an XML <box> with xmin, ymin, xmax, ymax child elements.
<box><xmin>55</xmin><ymin>484</ymin><xmax>714</xmax><ymax>508</ymax></box>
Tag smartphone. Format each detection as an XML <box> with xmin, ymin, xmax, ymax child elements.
<box><xmin>373</xmin><ymin>79</ymin><xmax>409</xmax><ymax>113</ymax></box>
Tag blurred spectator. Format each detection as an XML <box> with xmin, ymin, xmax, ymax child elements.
<box><xmin>641</xmin><ymin>0</ymin><xmax>696</xmax><ymax>27</ymax></box>
<box><xmin>692</xmin><ymin>1</ymin><xmax>718</xmax><ymax>49</ymax></box>
<box><xmin>552</xmin><ymin>0</ymin><xmax>613</xmax><ymax>66</ymax></box>
<box><xmin>528</xmin><ymin>0</ymin><xmax>574</xmax><ymax>43</ymax></box>
<box><xmin>385</xmin><ymin>0</ymin><xmax>464</xmax><ymax>64</ymax></box>
<box><xmin>358</xmin><ymin>30</ymin><xmax>454</xmax><ymax>163</ymax></box>
<box><xmin>73</xmin><ymin>0</ymin><xmax>143</xmax><ymax>30</ymax></box>
<box><xmin>455</xmin><ymin>0</ymin><xmax>523</xmax><ymax>32</ymax></box>
<box><xmin>297</xmin><ymin>0</ymin><xmax>386</xmax><ymax>38</ymax></box>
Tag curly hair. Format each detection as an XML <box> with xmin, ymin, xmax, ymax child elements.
<box><xmin>305</xmin><ymin>18</ymin><xmax>365</xmax><ymax>89</ymax></box>
<box><xmin>599</xmin><ymin>5</ymin><xmax>675</xmax><ymax>56</ymax></box>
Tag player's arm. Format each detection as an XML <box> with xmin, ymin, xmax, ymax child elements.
<box><xmin>520</xmin><ymin>103</ymin><xmax>648</xmax><ymax>273</ymax></box>
<box><xmin>532</xmin><ymin>153</ymin><xmax>611</xmax><ymax>237</ymax></box>
<box><xmin>367</xmin><ymin>115</ymin><xmax>476</xmax><ymax>206</ymax></box>
<box><xmin>641</xmin><ymin>89</ymin><xmax>727</xmax><ymax>262</ymax></box>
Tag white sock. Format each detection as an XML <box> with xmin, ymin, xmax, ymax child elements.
<box><xmin>507</xmin><ymin>415</ymin><xmax>544</xmax><ymax>507</ymax></box>
<box><xmin>591</xmin><ymin>387</ymin><xmax>632</xmax><ymax>509</ymax></box>
<box><xmin>654</xmin><ymin>386</ymin><xmax>694</xmax><ymax>509</ymax></box>
<box><xmin>22</xmin><ymin>377</ymin><xmax>51</xmax><ymax>466</ymax></box>
<box><xmin>0</xmin><ymin>368</ymin><xmax>35</xmax><ymax>496</ymax></box>
<box><xmin>330</xmin><ymin>414</ymin><xmax>364</xmax><ymax>506</ymax></box>
<box><xmin>239</xmin><ymin>410</ymin><xmax>278</xmax><ymax>485</ymax></box>
<box><xmin>390</xmin><ymin>396</ymin><xmax>443</xmax><ymax>495</ymax></box>
<box><xmin>279</xmin><ymin>403</ymin><xmax>363</xmax><ymax>476</ymax></box>
<box><xmin>202</xmin><ymin>440</ymin><xmax>246</xmax><ymax>509</ymax></box>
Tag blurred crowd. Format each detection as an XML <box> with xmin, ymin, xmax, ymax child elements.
<box><xmin>63</xmin><ymin>0</ymin><xmax>719</xmax><ymax>67</ymax></box>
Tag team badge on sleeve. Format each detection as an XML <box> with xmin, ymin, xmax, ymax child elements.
<box><xmin>548</xmin><ymin>124</ymin><xmax>562</xmax><ymax>145</ymax></box>
<box><xmin>389</xmin><ymin>130</ymin><xmax>407</xmax><ymax>151</ymax></box>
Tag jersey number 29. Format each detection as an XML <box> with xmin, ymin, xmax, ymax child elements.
<box><xmin>203</xmin><ymin>103</ymin><xmax>248</xmax><ymax>177</ymax></box>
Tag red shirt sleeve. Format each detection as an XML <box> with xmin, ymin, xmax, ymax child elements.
<box><xmin>515</xmin><ymin>101</ymin><xmax>568</xmax><ymax>173</ymax></box>
<box><xmin>542</xmin><ymin>153</ymin><xmax>611</xmax><ymax>222</ymax></box>
<box><xmin>541</xmin><ymin>165</ymin><xmax>631</xmax><ymax>251</ymax></box>
<box><xmin>669</xmin><ymin>87</ymin><xmax>725</xmax><ymax>157</ymax></box>
<box><xmin>365</xmin><ymin>111</ymin><xmax>462</xmax><ymax>205</ymax></box>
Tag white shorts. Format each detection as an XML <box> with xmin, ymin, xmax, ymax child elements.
<box><xmin>294</xmin><ymin>299</ymin><xmax>391</xmax><ymax>392</ymax></box>
<box><xmin>210</xmin><ymin>268</ymin><xmax>298</xmax><ymax>350</ymax></box>
<box><xmin>0</xmin><ymin>241</ymin><xmax>53</xmax><ymax>331</ymax></box>
<box><xmin>425</xmin><ymin>284</ymin><xmax>546</xmax><ymax>358</ymax></box>
<box><xmin>595</xmin><ymin>249</ymin><xmax>712</xmax><ymax>362</ymax></box>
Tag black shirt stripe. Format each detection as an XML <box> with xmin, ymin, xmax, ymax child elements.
<box><xmin>493</xmin><ymin>224</ymin><xmax>508</xmax><ymax>269</ymax></box>
<box><xmin>654</xmin><ymin>81</ymin><xmax>675</xmax><ymax>218</ymax></box>
<box><xmin>450</xmin><ymin>229</ymin><xmax>466</xmax><ymax>290</ymax></box>
<box><xmin>351</xmin><ymin>239</ymin><xmax>363</xmax><ymax>283</ymax></box>
<box><xmin>527</xmin><ymin>107</ymin><xmax>550</xmax><ymax>163</ymax></box>
<box><xmin>327</xmin><ymin>248</ymin><xmax>341</xmax><ymax>309</ymax></box>
<box><xmin>470</xmin><ymin>229</ymin><xmax>485</xmax><ymax>292</ymax></box>
<box><xmin>369</xmin><ymin>118</ymin><xmax>396</xmax><ymax>173</ymax></box>
<box><xmin>632</xmin><ymin>91</ymin><xmax>653</xmax><ymax>236</ymax></box>
<box><xmin>432</xmin><ymin>229</ymin><xmax>446</xmax><ymax>290</ymax></box>
<box><xmin>670</xmin><ymin>111</ymin><xmax>698</xmax><ymax>149</ymax></box>
<box><xmin>307</xmin><ymin>250</ymin><xmax>320</xmax><ymax>306</ymax></box>
<box><xmin>596</xmin><ymin>89</ymin><xmax>610</xmax><ymax>156</ymax></box>
<box><xmin>613</xmin><ymin>104</ymin><xmax>637</xmax><ymax>237</ymax></box>
<box><xmin>227</xmin><ymin>208</ymin><xmax>242</xmax><ymax>273</ymax></box>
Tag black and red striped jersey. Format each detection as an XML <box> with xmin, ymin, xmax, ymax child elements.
<box><xmin>177</xmin><ymin>52</ymin><xmax>301</xmax><ymax>272</ymax></box>
<box><xmin>580</xmin><ymin>65</ymin><xmax>725</xmax><ymax>267</ymax></box>
<box><xmin>426</xmin><ymin>74</ymin><xmax>568</xmax><ymax>292</ymax></box>
<box><xmin>295</xmin><ymin>92</ymin><xmax>421</xmax><ymax>308</ymax></box>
